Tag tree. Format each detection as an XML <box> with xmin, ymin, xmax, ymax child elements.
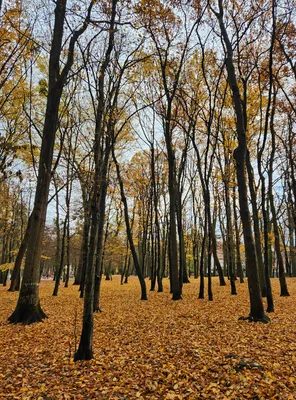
<box><xmin>211</xmin><ymin>0</ymin><xmax>269</xmax><ymax>322</ymax></box>
<box><xmin>9</xmin><ymin>0</ymin><xmax>94</xmax><ymax>324</ymax></box>
<box><xmin>112</xmin><ymin>147</ymin><xmax>148</xmax><ymax>301</ymax></box>
<box><xmin>74</xmin><ymin>0</ymin><xmax>118</xmax><ymax>361</ymax></box>
<box><xmin>137</xmin><ymin>0</ymin><xmax>200</xmax><ymax>300</ymax></box>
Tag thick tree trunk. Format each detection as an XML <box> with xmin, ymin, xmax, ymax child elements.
<box><xmin>215</xmin><ymin>2</ymin><xmax>268</xmax><ymax>322</ymax></box>
<box><xmin>9</xmin><ymin>0</ymin><xmax>93</xmax><ymax>325</ymax></box>
<box><xmin>74</xmin><ymin>200</ymin><xmax>97</xmax><ymax>361</ymax></box>
<box><xmin>8</xmin><ymin>73</ymin><xmax>64</xmax><ymax>323</ymax></box>
<box><xmin>165</xmin><ymin>117</ymin><xmax>181</xmax><ymax>300</ymax></box>
<box><xmin>234</xmin><ymin>147</ymin><xmax>267</xmax><ymax>320</ymax></box>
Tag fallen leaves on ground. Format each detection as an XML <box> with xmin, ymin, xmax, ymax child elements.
<box><xmin>0</xmin><ymin>277</ymin><xmax>296</xmax><ymax>399</ymax></box>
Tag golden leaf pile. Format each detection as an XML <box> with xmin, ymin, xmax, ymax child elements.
<box><xmin>0</xmin><ymin>277</ymin><xmax>295</xmax><ymax>399</ymax></box>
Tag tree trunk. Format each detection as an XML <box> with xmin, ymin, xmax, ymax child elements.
<box><xmin>206</xmin><ymin>214</ymin><xmax>213</xmax><ymax>301</ymax></box>
<box><xmin>214</xmin><ymin>2</ymin><xmax>268</xmax><ymax>322</ymax></box>
<box><xmin>93</xmin><ymin>143</ymin><xmax>111</xmax><ymax>311</ymax></box>
<box><xmin>79</xmin><ymin>210</ymin><xmax>90</xmax><ymax>298</ymax></box>
<box><xmin>150</xmin><ymin>198</ymin><xmax>157</xmax><ymax>291</ymax></box>
<box><xmin>8</xmin><ymin>0</ymin><xmax>67</xmax><ymax>323</ymax></box>
<box><xmin>9</xmin><ymin>215</ymin><xmax>32</xmax><ymax>292</ymax></box>
<box><xmin>53</xmin><ymin>216</ymin><xmax>67</xmax><ymax>296</ymax></box>
<box><xmin>288</xmin><ymin>200</ymin><xmax>296</xmax><ymax>276</ymax></box>
<box><xmin>256</xmin><ymin>6</ymin><xmax>275</xmax><ymax>312</ymax></box>
<box><xmin>75</xmin><ymin>0</ymin><xmax>117</xmax><ymax>361</ymax></box>
<box><xmin>74</xmin><ymin>249</ymin><xmax>82</xmax><ymax>286</ymax></box>
<box><xmin>64</xmin><ymin>215</ymin><xmax>71</xmax><ymax>288</ymax></box>
<box><xmin>246</xmin><ymin>151</ymin><xmax>266</xmax><ymax>296</ymax></box>
<box><xmin>112</xmin><ymin>147</ymin><xmax>147</xmax><ymax>301</ymax></box>
<box><xmin>191</xmin><ymin>187</ymin><xmax>199</xmax><ymax>280</ymax></box>
<box><xmin>211</xmin><ymin>215</ymin><xmax>226</xmax><ymax>285</ymax></box>
<box><xmin>150</xmin><ymin>145</ymin><xmax>162</xmax><ymax>291</ymax></box>
<box><xmin>176</xmin><ymin>191</ymin><xmax>189</xmax><ymax>285</ymax></box>
<box><xmin>74</xmin><ymin>198</ymin><xmax>97</xmax><ymax>361</ymax></box>
<box><xmin>225</xmin><ymin>180</ymin><xmax>237</xmax><ymax>295</ymax></box>
<box><xmin>9</xmin><ymin>0</ymin><xmax>93</xmax><ymax>325</ymax></box>
<box><xmin>198</xmin><ymin>227</ymin><xmax>206</xmax><ymax>299</ymax></box>
<box><xmin>232</xmin><ymin>187</ymin><xmax>244</xmax><ymax>283</ymax></box>
<box><xmin>166</xmin><ymin>116</ymin><xmax>181</xmax><ymax>300</ymax></box>
<box><xmin>268</xmin><ymin>94</ymin><xmax>289</xmax><ymax>296</ymax></box>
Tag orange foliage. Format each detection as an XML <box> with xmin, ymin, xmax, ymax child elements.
<box><xmin>0</xmin><ymin>277</ymin><xmax>296</xmax><ymax>398</ymax></box>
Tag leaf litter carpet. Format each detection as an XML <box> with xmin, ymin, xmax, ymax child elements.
<box><xmin>0</xmin><ymin>277</ymin><xmax>296</xmax><ymax>399</ymax></box>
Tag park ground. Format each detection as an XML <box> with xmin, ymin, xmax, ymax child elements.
<box><xmin>0</xmin><ymin>276</ymin><xmax>296</xmax><ymax>399</ymax></box>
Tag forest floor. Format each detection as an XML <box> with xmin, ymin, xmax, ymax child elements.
<box><xmin>0</xmin><ymin>277</ymin><xmax>296</xmax><ymax>400</ymax></box>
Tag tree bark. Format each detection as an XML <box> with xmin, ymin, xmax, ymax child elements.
<box><xmin>53</xmin><ymin>216</ymin><xmax>67</xmax><ymax>296</ymax></box>
<box><xmin>224</xmin><ymin>179</ymin><xmax>237</xmax><ymax>295</ymax></box>
<box><xmin>232</xmin><ymin>187</ymin><xmax>244</xmax><ymax>283</ymax></box>
<box><xmin>246</xmin><ymin>151</ymin><xmax>266</xmax><ymax>296</ymax></box>
<box><xmin>268</xmin><ymin>94</ymin><xmax>289</xmax><ymax>296</ymax></box>
<box><xmin>214</xmin><ymin>1</ymin><xmax>268</xmax><ymax>322</ymax></box>
<box><xmin>9</xmin><ymin>0</ymin><xmax>93</xmax><ymax>325</ymax></box>
<box><xmin>74</xmin><ymin>0</ymin><xmax>117</xmax><ymax>361</ymax></box>
<box><xmin>112</xmin><ymin>147</ymin><xmax>148</xmax><ymax>301</ymax></box>
<box><xmin>8</xmin><ymin>0</ymin><xmax>67</xmax><ymax>324</ymax></box>
<box><xmin>9</xmin><ymin>215</ymin><xmax>32</xmax><ymax>292</ymax></box>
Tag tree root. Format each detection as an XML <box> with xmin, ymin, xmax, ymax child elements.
<box><xmin>266</xmin><ymin>306</ymin><xmax>274</xmax><ymax>313</ymax></box>
<box><xmin>234</xmin><ymin>360</ymin><xmax>264</xmax><ymax>372</ymax></box>
<box><xmin>172</xmin><ymin>293</ymin><xmax>182</xmax><ymax>300</ymax></box>
<box><xmin>280</xmin><ymin>292</ymin><xmax>290</xmax><ymax>297</ymax></box>
<box><xmin>74</xmin><ymin>347</ymin><xmax>93</xmax><ymax>362</ymax></box>
<box><xmin>238</xmin><ymin>314</ymin><xmax>270</xmax><ymax>323</ymax></box>
<box><xmin>8</xmin><ymin>302</ymin><xmax>47</xmax><ymax>325</ymax></box>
